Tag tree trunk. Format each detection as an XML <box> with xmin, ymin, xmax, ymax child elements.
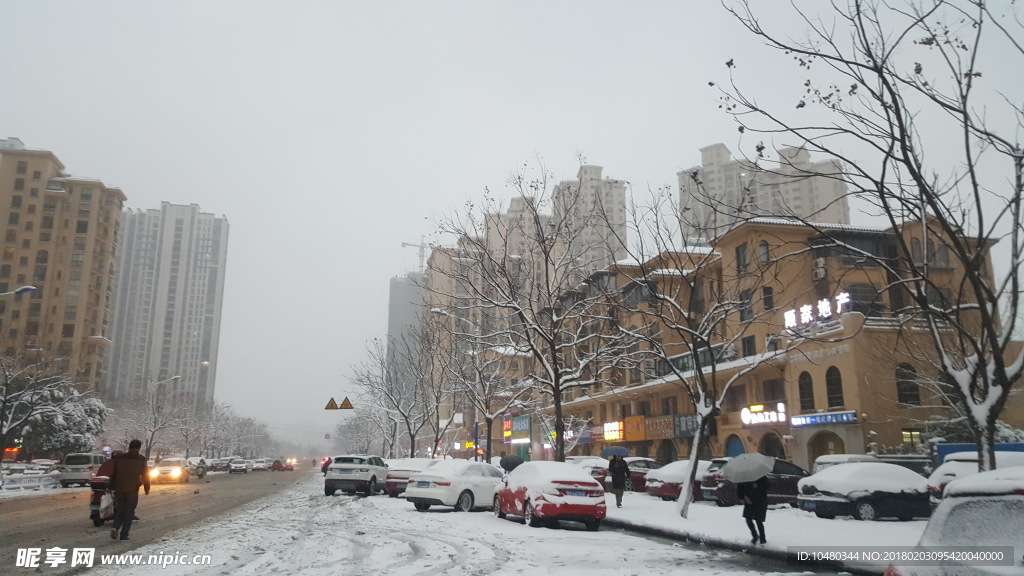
<box><xmin>677</xmin><ymin>415</ymin><xmax>710</xmax><ymax>519</ymax></box>
<box><xmin>484</xmin><ymin>417</ymin><xmax>495</xmax><ymax>463</ymax></box>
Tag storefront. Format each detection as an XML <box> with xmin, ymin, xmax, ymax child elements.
<box><xmin>740</xmin><ymin>402</ymin><xmax>790</xmax><ymax>460</ymax></box>
<box><xmin>509</xmin><ymin>415</ymin><xmax>532</xmax><ymax>461</ymax></box>
<box><xmin>646</xmin><ymin>415</ymin><xmax>675</xmax><ymax>463</ymax></box>
<box><xmin>789</xmin><ymin>410</ymin><xmax>865</xmax><ymax>470</ymax></box>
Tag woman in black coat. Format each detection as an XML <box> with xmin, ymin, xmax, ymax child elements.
<box><xmin>736</xmin><ymin>475</ymin><xmax>769</xmax><ymax>544</ymax></box>
<box><xmin>608</xmin><ymin>455</ymin><xmax>630</xmax><ymax>508</ymax></box>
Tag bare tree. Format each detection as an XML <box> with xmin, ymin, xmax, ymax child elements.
<box><xmin>117</xmin><ymin>377</ymin><xmax>186</xmax><ymax>459</ymax></box>
<box><xmin>721</xmin><ymin>0</ymin><xmax>1024</xmax><ymax>470</ymax></box>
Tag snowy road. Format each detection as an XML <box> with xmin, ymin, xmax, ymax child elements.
<box><xmin>75</xmin><ymin>472</ymin><xmax>843</xmax><ymax>576</ymax></box>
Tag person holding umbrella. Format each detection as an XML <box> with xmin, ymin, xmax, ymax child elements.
<box><xmin>720</xmin><ymin>452</ymin><xmax>774</xmax><ymax>545</ymax></box>
<box><xmin>608</xmin><ymin>454</ymin><xmax>630</xmax><ymax>508</ymax></box>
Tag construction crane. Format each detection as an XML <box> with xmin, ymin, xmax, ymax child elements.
<box><xmin>402</xmin><ymin>237</ymin><xmax>429</xmax><ymax>272</ymax></box>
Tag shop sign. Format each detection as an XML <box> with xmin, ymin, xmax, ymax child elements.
<box><xmin>603</xmin><ymin>421</ymin><xmax>624</xmax><ymax>442</ymax></box>
<box><xmin>741</xmin><ymin>403</ymin><xmax>787</xmax><ymax>426</ymax></box>
<box><xmin>624</xmin><ymin>416</ymin><xmax>647</xmax><ymax>442</ymax></box>
<box><xmin>511</xmin><ymin>415</ymin><xmax>531</xmax><ymax>444</ymax></box>
<box><xmin>502</xmin><ymin>415</ymin><xmax>513</xmax><ymax>443</ymax></box>
<box><xmin>645</xmin><ymin>415</ymin><xmax>675</xmax><ymax>439</ymax></box>
<box><xmin>577</xmin><ymin>425</ymin><xmax>592</xmax><ymax>444</ymax></box>
<box><xmin>590</xmin><ymin>425</ymin><xmax>605</xmax><ymax>440</ymax></box>
<box><xmin>784</xmin><ymin>292</ymin><xmax>850</xmax><ymax>329</ymax></box>
<box><xmin>674</xmin><ymin>414</ymin><xmax>701</xmax><ymax>438</ymax></box>
<box><xmin>791</xmin><ymin>410</ymin><xmax>857</xmax><ymax>427</ymax></box>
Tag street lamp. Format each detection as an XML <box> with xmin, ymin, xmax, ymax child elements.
<box><xmin>430</xmin><ymin>307</ymin><xmax>481</xmax><ymax>461</ymax></box>
<box><xmin>0</xmin><ymin>285</ymin><xmax>36</xmax><ymax>297</ymax></box>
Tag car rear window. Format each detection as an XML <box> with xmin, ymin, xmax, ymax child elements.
<box><xmin>335</xmin><ymin>457</ymin><xmax>366</xmax><ymax>465</ymax></box>
<box><xmin>64</xmin><ymin>455</ymin><xmax>93</xmax><ymax>465</ymax></box>
<box><xmin>929</xmin><ymin>498</ymin><xmax>1024</xmax><ymax>547</ymax></box>
<box><xmin>707</xmin><ymin>460</ymin><xmax>727</xmax><ymax>474</ymax></box>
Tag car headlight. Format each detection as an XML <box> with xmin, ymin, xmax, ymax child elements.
<box><xmin>171</xmin><ymin>468</ymin><xmax>181</xmax><ymax>477</ymax></box>
<box><xmin>149</xmin><ymin>469</ymin><xmax>159</xmax><ymax>478</ymax></box>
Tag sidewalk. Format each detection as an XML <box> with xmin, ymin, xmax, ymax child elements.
<box><xmin>602</xmin><ymin>491</ymin><xmax>927</xmax><ymax>575</ymax></box>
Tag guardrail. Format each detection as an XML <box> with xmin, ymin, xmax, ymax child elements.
<box><xmin>0</xmin><ymin>471</ymin><xmax>61</xmax><ymax>491</ymax></box>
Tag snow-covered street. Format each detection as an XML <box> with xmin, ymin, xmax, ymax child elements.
<box><xmin>78</xmin><ymin>472</ymin><xmax>852</xmax><ymax>575</ymax></box>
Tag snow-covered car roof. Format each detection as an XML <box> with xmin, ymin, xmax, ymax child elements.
<box><xmin>645</xmin><ymin>460</ymin><xmax>712</xmax><ymax>483</ymax></box>
<box><xmin>943</xmin><ymin>465</ymin><xmax>1024</xmax><ymax>497</ymax></box>
<box><xmin>799</xmin><ymin>462</ymin><xmax>926</xmax><ymax>495</ymax></box>
<box><xmin>412</xmin><ymin>459</ymin><xmax>475</xmax><ymax>476</ymax></box>
<box><xmin>929</xmin><ymin>453</ymin><xmax>1024</xmax><ymax>485</ymax></box>
<box><xmin>386</xmin><ymin>458</ymin><xmax>441</xmax><ymax>472</ymax></box>
<box><xmin>573</xmin><ymin>458</ymin><xmax>609</xmax><ymax>469</ymax></box>
<box><xmin>508</xmin><ymin>461</ymin><xmax>599</xmax><ymax>485</ymax></box>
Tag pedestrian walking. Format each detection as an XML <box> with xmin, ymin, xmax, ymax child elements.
<box><xmin>608</xmin><ymin>455</ymin><xmax>630</xmax><ymax>508</ymax></box>
<box><xmin>108</xmin><ymin>439</ymin><xmax>150</xmax><ymax>541</ymax></box>
<box><xmin>737</xmin><ymin>475</ymin><xmax>769</xmax><ymax>544</ymax></box>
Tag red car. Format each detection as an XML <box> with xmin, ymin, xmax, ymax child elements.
<box><xmin>644</xmin><ymin>460</ymin><xmax>713</xmax><ymax>502</ymax></box>
<box><xmin>493</xmin><ymin>461</ymin><xmax>606</xmax><ymax>531</ymax></box>
<box><xmin>597</xmin><ymin>457</ymin><xmax>663</xmax><ymax>492</ymax></box>
<box><xmin>270</xmin><ymin>459</ymin><xmax>293</xmax><ymax>471</ymax></box>
<box><xmin>701</xmin><ymin>457</ymin><xmax>809</xmax><ymax>506</ymax></box>
<box><xmin>384</xmin><ymin>458</ymin><xmax>441</xmax><ymax>497</ymax></box>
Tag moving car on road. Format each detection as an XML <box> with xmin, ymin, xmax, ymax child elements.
<box><xmin>58</xmin><ymin>453</ymin><xmax>107</xmax><ymax>488</ymax></box>
<box><xmin>405</xmin><ymin>459</ymin><xmax>503</xmax><ymax>511</ymax></box>
<box><xmin>324</xmin><ymin>454</ymin><xmax>388</xmax><ymax>496</ymax></box>
<box><xmin>270</xmin><ymin>459</ymin><xmax>293</xmax><ymax>471</ymax></box>
<box><xmin>228</xmin><ymin>459</ymin><xmax>251</xmax><ymax>474</ymax></box>
<box><xmin>150</xmin><ymin>458</ymin><xmax>191</xmax><ymax>483</ymax></box>
<box><xmin>493</xmin><ymin>461</ymin><xmax>606</xmax><ymax>531</ymax></box>
<box><xmin>798</xmin><ymin>462</ymin><xmax>931</xmax><ymax>521</ymax></box>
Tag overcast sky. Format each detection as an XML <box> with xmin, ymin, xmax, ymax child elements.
<box><xmin>1</xmin><ymin>2</ymin><xmax>1017</xmax><ymax>449</ymax></box>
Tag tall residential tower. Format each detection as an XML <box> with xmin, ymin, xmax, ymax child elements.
<box><xmin>106</xmin><ymin>202</ymin><xmax>229</xmax><ymax>411</ymax></box>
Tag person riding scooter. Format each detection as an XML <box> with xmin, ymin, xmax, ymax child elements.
<box><xmin>195</xmin><ymin>459</ymin><xmax>208</xmax><ymax>479</ymax></box>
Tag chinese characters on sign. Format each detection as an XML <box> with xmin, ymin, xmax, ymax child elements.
<box><xmin>740</xmin><ymin>403</ymin><xmax>787</xmax><ymax>426</ymax></box>
<box><xmin>784</xmin><ymin>292</ymin><xmax>850</xmax><ymax>329</ymax></box>
<box><xmin>16</xmin><ymin>548</ymin><xmax>94</xmax><ymax>568</ymax></box>
<box><xmin>791</xmin><ymin>411</ymin><xmax>857</xmax><ymax>427</ymax></box>
<box><xmin>603</xmin><ymin>421</ymin><xmax>624</xmax><ymax>441</ymax></box>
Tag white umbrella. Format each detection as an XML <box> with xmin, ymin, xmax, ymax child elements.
<box><xmin>720</xmin><ymin>453</ymin><xmax>775</xmax><ymax>483</ymax></box>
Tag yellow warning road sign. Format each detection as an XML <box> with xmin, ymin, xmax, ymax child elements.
<box><xmin>339</xmin><ymin>397</ymin><xmax>354</xmax><ymax>409</ymax></box>
<box><xmin>325</xmin><ymin>397</ymin><xmax>339</xmax><ymax>410</ymax></box>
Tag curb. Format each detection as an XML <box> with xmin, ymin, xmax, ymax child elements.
<box><xmin>602</xmin><ymin>516</ymin><xmax>884</xmax><ymax>576</ymax></box>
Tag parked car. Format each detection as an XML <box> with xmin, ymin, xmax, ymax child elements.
<box><xmin>575</xmin><ymin>458</ymin><xmax>609</xmax><ymax>486</ymax></box>
<box><xmin>405</xmin><ymin>459</ymin><xmax>503</xmax><ymax>511</ymax></box>
<box><xmin>58</xmin><ymin>453</ymin><xmax>108</xmax><ymax>488</ymax></box>
<box><xmin>493</xmin><ymin>460</ymin><xmax>606</xmax><ymax>531</ymax></box>
<box><xmin>324</xmin><ymin>454</ymin><xmax>388</xmax><ymax>496</ymax></box>
<box><xmin>251</xmin><ymin>458</ymin><xmax>269</xmax><ymax>471</ymax></box>
<box><xmin>926</xmin><ymin>451</ymin><xmax>1024</xmax><ymax>506</ymax></box>
<box><xmin>600</xmin><ymin>457</ymin><xmax>663</xmax><ymax>492</ymax></box>
<box><xmin>883</xmin><ymin>465</ymin><xmax>1024</xmax><ymax>575</ymax></box>
<box><xmin>812</xmin><ymin>453</ymin><xmax>880</xmax><ymax>474</ymax></box>
<box><xmin>228</xmin><ymin>459</ymin><xmax>251</xmax><ymax>474</ymax></box>
<box><xmin>150</xmin><ymin>458</ymin><xmax>191</xmax><ymax>483</ymax></box>
<box><xmin>384</xmin><ymin>458</ymin><xmax>441</xmax><ymax>497</ymax></box>
<box><xmin>270</xmin><ymin>459</ymin><xmax>293</xmax><ymax>471</ymax></box>
<box><xmin>798</xmin><ymin>462</ymin><xmax>931</xmax><ymax>521</ymax></box>
<box><xmin>645</xmin><ymin>460</ymin><xmax>713</xmax><ymax>502</ymax></box>
<box><xmin>702</xmin><ymin>456</ymin><xmax>808</xmax><ymax>506</ymax></box>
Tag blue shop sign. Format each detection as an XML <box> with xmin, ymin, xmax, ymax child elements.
<box><xmin>791</xmin><ymin>411</ymin><xmax>857</xmax><ymax>427</ymax></box>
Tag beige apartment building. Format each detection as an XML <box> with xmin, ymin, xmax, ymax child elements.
<box><xmin>537</xmin><ymin>217</ymin><xmax>1021</xmax><ymax>470</ymax></box>
<box><xmin>0</xmin><ymin>138</ymin><xmax>125</xmax><ymax>392</ymax></box>
<box><xmin>678</xmin><ymin>144</ymin><xmax>850</xmax><ymax>242</ymax></box>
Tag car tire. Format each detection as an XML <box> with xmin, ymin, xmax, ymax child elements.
<box><xmin>455</xmin><ymin>490</ymin><xmax>474</xmax><ymax>512</ymax></box>
<box><xmin>625</xmin><ymin>479</ymin><xmax>634</xmax><ymax>492</ymax></box>
<box><xmin>584</xmin><ymin>518</ymin><xmax>601</xmax><ymax>531</ymax></box>
<box><xmin>414</xmin><ymin>502</ymin><xmax>431</xmax><ymax>511</ymax></box>
<box><xmin>854</xmin><ymin>500</ymin><xmax>878</xmax><ymax>521</ymax></box>
<box><xmin>715</xmin><ymin>499</ymin><xmax>732</xmax><ymax>507</ymax></box>
<box><xmin>493</xmin><ymin>495</ymin><xmax>506</xmax><ymax>519</ymax></box>
<box><xmin>325</xmin><ymin>485</ymin><xmax>336</xmax><ymax>496</ymax></box>
<box><xmin>92</xmin><ymin>516</ymin><xmax>105</xmax><ymax>527</ymax></box>
<box><xmin>364</xmin><ymin>477</ymin><xmax>377</xmax><ymax>496</ymax></box>
<box><xmin>388</xmin><ymin>491</ymin><xmax>397</xmax><ymax>498</ymax></box>
<box><xmin>61</xmin><ymin>482</ymin><xmax>69</xmax><ymax>488</ymax></box>
<box><xmin>814</xmin><ymin>511</ymin><xmax>836</xmax><ymax>519</ymax></box>
<box><xmin>525</xmin><ymin>501</ymin><xmax>541</xmax><ymax>527</ymax></box>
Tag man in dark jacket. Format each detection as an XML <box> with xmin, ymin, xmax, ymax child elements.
<box><xmin>108</xmin><ymin>439</ymin><xmax>150</xmax><ymax>541</ymax></box>
<box><xmin>608</xmin><ymin>455</ymin><xmax>630</xmax><ymax>508</ymax></box>
<box><xmin>737</xmin><ymin>475</ymin><xmax>769</xmax><ymax>544</ymax></box>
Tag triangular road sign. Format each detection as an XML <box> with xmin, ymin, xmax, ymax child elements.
<box><xmin>339</xmin><ymin>396</ymin><xmax>354</xmax><ymax>410</ymax></box>
<box><xmin>325</xmin><ymin>397</ymin><xmax>339</xmax><ymax>410</ymax></box>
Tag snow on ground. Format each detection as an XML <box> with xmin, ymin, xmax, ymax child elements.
<box><xmin>76</xmin><ymin>472</ymin><xmax>927</xmax><ymax>575</ymax></box>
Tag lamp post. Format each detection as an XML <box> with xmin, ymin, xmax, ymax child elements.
<box><xmin>0</xmin><ymin>285</ymin><xmax>36</xmax><ymax>297</ymax></box>
<box><xmin>430</xmin><ymin>308</ymin><xmax>481</xmax><ymax>461</ymax></box>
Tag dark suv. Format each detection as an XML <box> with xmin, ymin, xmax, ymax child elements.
<box><xmin>702</xmin><ymin>457</ymin><xmax>809</xmax><ymax>507</ymax></box>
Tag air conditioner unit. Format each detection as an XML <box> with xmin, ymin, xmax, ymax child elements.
<box><xmin>812</xmin><ymin>268</ymin><xmax>827</xmax><ymax>281</ymax></box>
<box><xmin>642</xmin><ymin>360</ymin><xmax>657</xmax><ymax>377</ymax></box>
<box><xmin>813</xmin><ymin>257</ymin><xmax>826</xmax><ymax>269</ymax></box>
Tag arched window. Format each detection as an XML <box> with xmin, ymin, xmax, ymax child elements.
<box><xmin>926</xmin><ymin>239</ymin><xmax>936</xmax><ymax>263</ymax></box>
<box><xmin>826</xmin><ymin>366</ymin><xmax>844</xmax><ymax>408</ymax></box>
<box><xmin>758</xmin><ymin>241</ymin><xmax>770</xmax><ymax>264</ymax></box>
<box><xmin>911</xmin><ymin>238</ymin><xmax>922</xmax><ymax>263</ymax></box>
<box><xmin>798</xmin><ymin>372</ymin><xmax>815</xmax><ymax>412</ymax></box>
<box><xmin>35</xmin><ymin>249</ymin><xmax>48</xmax><ymax>264</ymax></box>
<box><xmin>937</xmin><ymin>245</ymin><xmax>949</xmax><ymax>266</ymax></box>
<box><xmin>896</xmin><ymin>364</ymin><xmax>921</xmax><ymax>406</ymax></box>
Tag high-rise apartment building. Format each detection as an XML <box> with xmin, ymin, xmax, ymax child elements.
<box><xmin>678</xmin><ymin>144</ymin><xmax>850</xmax><ymax>241</ymax></box>
<box><xmin>106</xmin><ymin>202</ymin><xmax>229</xmax><ymax>412</ymax></box>
<box><xmin>0</xmin><ymin>138</ymin><xmax>125</xmax><ymax>393</ymax></box>
<box><xmin>551</xmin><ymin>165</ymin><xmax>628</xmax><ymax>272</ymax></box>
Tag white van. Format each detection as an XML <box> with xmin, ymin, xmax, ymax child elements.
<box><xmin>812</xmin><ymin>453</ymin><xmax>879</xmax><ymax>474</ymax></box>
<box><xmin>58</xmin><ymin>453</ymin><xmax>108</xmax><ymax>487</ymax></box>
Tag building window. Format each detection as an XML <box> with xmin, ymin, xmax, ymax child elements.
<box><xmin>28</xmin><ymin>303</ymin><xmax>41</xmax><ymax>318</ymax></box>
<box><xmin>35</xmin><ymin>250</ymin><xmax>48</xmax><ymax>264</ymax></box>
<box><xmin>762</xmin><ymin>287</ymin><xmax>774</xmax><ymax>311</ymax></box>
<box><xmin>75</xmin><ymin>221</ymin><xmax>88</xmax><ymax>234</ymax></box>
<box><xmin>662</xmin><ymin>396</ymin><xmax>678</xmax><ymax>416</ymax></box>
<box><xmin>741</xmin><ymin>335</ymin><xmax>756</xmax><ymax>357</ymax></box>
<box><xmin>762</xmin><ymin>378</ymin><xmax>785</xmax><ymax>404</ymax></box>
<box><xmin>798</xmin><ymin>372</ymin><xmax>815</xmax><ymax>412</ymax></box>
<box><xmin>64</xmin><ymin>306</ymin><xmax>77</xmax><ymax>321</ymax></box>
<box><xmin>10</xmin><ymin>195</ymin><xmax>22</xmax><ymax>208</ymax></box>
<box><xmin>825</xmin><ymin>366</ymin><xmax>844</xmax><ymax>408</ymax></box>
<box><xmin>739</xmin><ymin>290</ymin><xmax>753</xmax><ymax>322</ymax></box>
<box><xmin>847</xmin><ymin>283</ymin><xmax>883</xmax><ymax>317</ymax></box>
<box><xmin>62</xmin><ymin>323</ymin><xmax>75</xmax><ymax>338</ymax></box>
<box><xmin>14</xmin><ymin>178</ymin><xmax>25</xmax><ymax>191</ymax></box>
<box><xmin>736</xmin><ymin>244</ymin><xmax>749</xmax><ymax>275</ymax></box>
<box><xmin>911</xmin><ymin>238</ymin><xmax>922</xmax><ymax>263</ymax></box>
<box><xmin>638</xmin><ymin>401</ymin><xmax>651</xmax><ymax>416</ymax></box>
<box><xmin>902</xmin><ymin>429</ymin><xmax>923</xmax><ymax>449</ymax></box>
<box><xmin>8</xmin><ymin>213</ymin><xmax>19</xmax><ymax>225</ymax></box>
<box><xmin>71</xmin><ymin>254</ymin><xmax>84</xmax><ymax>268</ymax></box>
<box><xmin>16</xmin><ymin>161</ymin><xmax>27</xmax><ymax>174</ymax></box>
<box><xmin>724</xmin><ymin>384</ymin><xmax>747</xmax><ymax>412</ymax></box>
<box><xmin>896</xmin><ymin>364</ymin><xmax>921</xmax><ymax>406</ymax></box>
<box><xmin>73</xmin><ymin>237</ymin><xmax>86</xmax><ymax>251</ymax></box>
<box><xmin>4</xmin><ymin>230</ymin><xmax>15</xmax><ymax>242</ymax></box>
<box><xmin>32</xmin><ymin>171</ymin><xmax>41</xmax><ymax>180</ymax></box>
<box><xmin>33</xmin><ymin>265</ymin><xmax>46</xmax><ymax>283</ymax></box>
<box><xmin>758</xmin><ymin>241</ymin><xmax>770</xmax><ymax>264</ymax></box>
<box><xmin>620</xmin><ymin>404</ymin><xmax>632</xmax><ymax>419</ymax></box>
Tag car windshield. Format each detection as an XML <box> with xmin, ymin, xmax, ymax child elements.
<box><xmin>334</xmin><ymin>457</ymin><xmax>366</xmax><ymax>465</ymax></box>
<box><xmin>230</xmin><ymin>460</ymin><xmax>245</xmax><ymax>464</ymax></box>
<box><xmin>160</xmin><ymin>459</ymin><xmax>185</xmax><ymax>467</ymax></box>
<box><xmin>64</xmin><ymin>455</ymin><xmax>93</xmax><ymax>465</ymax></box>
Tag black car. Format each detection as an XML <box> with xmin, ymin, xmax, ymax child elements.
<box><xmin>797</xmin><ymin>462</ymin><xmax>931</xmax><ymax>521</ymax></box>
<box><xmin>702</xmin><ymin>457</ymin><xmax>809</xmax><ymax>507</ymax></box>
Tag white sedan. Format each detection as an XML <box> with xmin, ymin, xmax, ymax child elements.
<box><xmin>404</xmin><ymin>459</ymin><xmax>504</xmax><ymax>512</ymax></box>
